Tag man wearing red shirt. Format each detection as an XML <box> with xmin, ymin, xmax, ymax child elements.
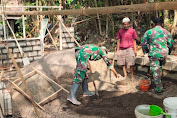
<box><xmin>116</xmin><ymin>17</ymin><xmax>137</xmax><ymax>80</ymax></box>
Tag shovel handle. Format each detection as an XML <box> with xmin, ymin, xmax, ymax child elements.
<box><xmin>162</xmin><ymin>112</ymin><xmax>171</xmax><ymax>118</ymax></box>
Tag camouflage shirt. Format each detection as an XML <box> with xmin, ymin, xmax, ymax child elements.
<box><xmin>141</xmin><ymin>26</ymin><xmax>174</xmax><ymax>59</ymax></box>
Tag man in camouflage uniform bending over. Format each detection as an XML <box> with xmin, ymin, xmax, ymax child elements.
<box><xmin>141</xmin><ymin>18</ymin><xmax>174</xmax><ymax>95</ymax></box>
<box><xmin>67</xmin><ymin>44</ymin><xmax>120</xmax><ymax>105</ymax></box>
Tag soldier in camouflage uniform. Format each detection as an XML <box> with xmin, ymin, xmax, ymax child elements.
<box><xmin>141</xmin><ymin>18</ymin><xmax>174</xmax><ymax>95</ymax></box>
<box><xmin>67</xmin><ymin>44</ymin><xmax>120</xmax><ymax>105</ymax></box>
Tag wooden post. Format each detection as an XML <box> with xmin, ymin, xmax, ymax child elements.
<box><xmin>5</xmin><ymin>45</ymin><xmax>41</xmax><ymax>118</ymax></box>
<box><xmin>1</xmin><ymin>6</ymin><xmax>6</xmax><ymax>40</ymax></box>
<box><xmin>40</xmin><ymin>7</ymin><xmax>44</xmax><ymax>56</ymax></box>
<box><xmin>22</xmin><ymin>7</ymin><xmax>26</xmax><ymax>39</ymax></box>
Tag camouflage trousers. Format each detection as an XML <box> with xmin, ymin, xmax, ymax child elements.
<box><xmin>73</xmin><ymin>50</ymin><xmax>88</xmax><ymax>84</ymax></box>
<box><xmin>149</xmin><ymin>57</ymin><xmax>166</xmax><ymax>92</ymax></box>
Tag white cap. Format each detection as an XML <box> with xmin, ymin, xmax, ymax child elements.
<box><xmin>122</xmin><ymin>17</ymin><xmax>130</xmax><ymax>23</ymax></box>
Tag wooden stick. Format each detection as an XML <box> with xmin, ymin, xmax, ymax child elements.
<box><xmin>26</xmin><ymin>15</ymin><xmax>45</xmax><ymax>38</ymax></box>
<box><xmin>38</xmin><ymin>89</ymin><xmax>62</xmax><ymax>105</ymax></box>
<box><xmin>71</xmin><ymin>16</ymin><xmax>97</xmax><ymax>25</ymax></box>
<box><xmin>13</xmin><ymin>70</ymin><xmax>36</xmax><ymax>83</ymax></box>
<box><xmin>5</xmin><ymin>16</ymin><xmax>24</xmax><ymax>57</ymax></box>
<box><xmin>58</xmin><ymin>18</ymin><xmax>80</xmax><ymax>47</ymax></box>
<box><xmin>32</xmin><ymin>67</ymin><xmax>69</xmax><ymax>93</ymax></box>
<box><xmin>112</xmin><ymin>47</ymin><xmax>117</xmax><ymax>67</ymax></box>
<box><xmin>8</xmin><ymin>80</ymin><xmax>45</xmax><ymax>111</ymax></box>
<box><xmin>5</xmin><ymin>45</ymin><xmax>41</xmax><ymax>117</ymax></box>
<box><xmin>46</xmin><ymin>27</ymin><xmax>59</xmax><ymax>51</ymax></box>
<box><xmin>0</xmin><ymin>70</ymin><xmax>4</xmax><ymax>82</ymax></box>
<box><xmin>44</xmin><ymin>21</ymin><xmax>59</xmax><ymax>38</ymax></box>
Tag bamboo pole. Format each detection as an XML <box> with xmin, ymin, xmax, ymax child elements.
<box><xmin>2</xmin><ymin>1</ymin><xmax>177</xmax><ymax>16</ymax></box>
<box><xmin>5</xmin><ymin>45</ymin><xmax>41</xmax><ymax>117</ymax></box>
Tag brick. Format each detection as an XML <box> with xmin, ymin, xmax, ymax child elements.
<box><xmin>19</xmin><ymin>42</ymin><xmax>27</xmax><ymax>47</ymax></box>
<box><xmin>13</xmin><ymin>48</ymin><xmax>20</xmax><ymax>53</ymax></box>
<box><xmin>24</xmin><ymin>52</ymin><xmax>29</xmax><ymax>57</ymax></box>
<box><xmin>0</xmin><ymin>55</ymin><xmax>7</xmax><ymax>60</ymax></box>
<box><xmin>26</xmin><ymin>41</ymin><xmax>36</xmax><ymax>46</ymax></box>
<box><xmin>28</xmin><ymin>51</ymin><xmax>38</xmax><ymax>57</ymax></box>
<box><xmin>8</xmin><ymin>42</ymin><xmax>16</xmax><ymax>47</ymax></box>
<box><xmin>2</xmin><ymin>49</ymin><xmax>12</xmax><ymax>53</ymax></box>
<box><xmin>33</xmin><ymin>46</ymin><xmax>41</xmax><ymax>51</ymax></box>
<box><xmin>0</xmin><ymin>44</ymin><xmax>5</xmax><ymax>48</ymax></box>
<box><xmin>15</xmin><ymin>58</ymin><xmax>23</xmax><ymax>63</ymax></box>
<box><xmin>35</xmin><ymin>41</ymin><xmax>41</xmax><ymax>45</ymax></box>
<box><xmin>37</xmin><ymin>51</ymin><xmax>42</xmax><ymax>56</ymax></box>
<box><xmin>34</xmin><ymin>56</ymin><xmax>41</xmax><ymax>60</ymax></box>
<box><xmin>23</xmin><ymin>47</ymin><xmax>33</xmax><ymax>52</ymax></box>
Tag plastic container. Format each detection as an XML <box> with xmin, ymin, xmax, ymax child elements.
<box><xmin>149</xmin><ymin>105</ymin><xmax>171</xmax><ymax>118</ymax></box>
<box><xmin>139</xmin><ymin>77</ymin><xmax>151</xmax><ymax>92</ymax></box>
<box><xmin>135</xmin><ymin>105</ymin><xmax>162</xmax><ymax>118</ymax></box>
<box><xmin>163</xmin><ymin>97</ymin><xmax>177</xmax><ymax>118</ymax></box>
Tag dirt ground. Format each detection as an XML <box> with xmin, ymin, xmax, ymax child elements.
<box><xmin>8</xmin><ymin>48</ymin><xmax>177</xmax><ymax>118</ymax></box>
<box><xmin>37</xmin><ymin>68</ymin><xmax>177</xmax><ymax>118</ymax></box>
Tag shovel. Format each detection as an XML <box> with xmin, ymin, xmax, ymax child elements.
<box><xmin>5</xmin><ymin>16</ymin><xmax>30</xmax><ymax>66</ymax></box>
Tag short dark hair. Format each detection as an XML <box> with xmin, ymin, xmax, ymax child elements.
<box><xmin>153</xmin><ymin>17</ymin><xmax>164</xmax><ymax>25</ymax></box>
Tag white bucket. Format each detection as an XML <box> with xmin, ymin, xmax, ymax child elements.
<box><xmin>163</xmin><ymin>97</ymin><xmax>177</xmax><ymax>118</ymax></box>
<box><xmin>135</xmin><ymin>105</ymin><xmax>162</xmax><ymax>118</ymax></box>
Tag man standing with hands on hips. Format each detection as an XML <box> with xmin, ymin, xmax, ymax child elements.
<box><xmin>116</xmin><ymin>17</ymin><xmax>137</xmax><ymax>81</ymax></box>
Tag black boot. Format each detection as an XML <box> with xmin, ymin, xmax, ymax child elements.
<box><xmin>67</xmin><ymin>82</ymin><xmax>81</xmax><ymax>105</ymax></box>
<box><xmin>82</xmin><ymin>79</ymin><xmax>95</xmax><ymax>97</ymax></box>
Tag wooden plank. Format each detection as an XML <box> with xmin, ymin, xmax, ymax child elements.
<box><xmin>3</xmin><ymin>1</ymin><xmax>177</xmax><ymax>15</ymax></box>
<box><xmin>38</xmin><ymin>89</ymin><xmax>62</xmax><ymax>106</ymax></box>
<box><xmin>8</xmin><ymin>80</ymin><xmax>44</xmax><ymax>111</ymax></box>
<box><xmin>32</xmin><ymin>67</ymin><xmax>69</xmax><ymax>93</ymax></box>
<box><xmin>13</xmin><ymin>70</ymin><xmax>36</xmax><ymax>83</ymax></box>
<box><xmin>5</xmin><ymin>45</ymin><xmax>41</xmax><ymax>117</ymax></box>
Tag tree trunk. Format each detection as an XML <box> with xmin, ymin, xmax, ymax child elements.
<box><xmin>4</xmin><ymin>1</ymin><xmax>177</xmax><ymax>16</ymax></box>
<box><xmin>94</xmin><ymin>0</ymin><xmax>102</xmax><ymax>35</ymax></box>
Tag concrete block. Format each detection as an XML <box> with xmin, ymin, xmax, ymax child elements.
<box><xmin>34</xmin><ymin>56</ymin><xmax>41</xmax><ymax>60</ymax></box>
<box><xmin>12</xmin><ymin>53</ymin><xmax>18</xmax><ymax>58</ymax></box>
<box><xmin>13</xmin><ymin>48</ymin><xmax>20</xmax><ymax>53</ymax></box>
<box><xmin>2</xmin><ymin>49</ymin><xmax>12</xmax><ymax>53</ymax></box>
<box><xmin>63</xmin><ymin>43</ymin><xmax>75</xmax><ymax>48</ymax></box>
<box><xmin>23</xmin><ymin>47</ymin><xmax>33</xmax><ymax>52</ymax></box>
<box><xmin>35</xmin><ymin>40</ymin><xmax>41</xmax><ymax>45</ymax></box>
<box><xmin>8</xmin><ymin>42</ymin><xmax>16</xmax><ymax>47</ymax></box>
<box><xmin>62</xmin><ymin>33</ymin><xmax>74</xmax><ymax>38</ymax></box>
<box><xmin>26</xmin><ymin>41</ymin><xmax>36</xmax><ymax>46</ymax></box>
<box><xmin>37</xmin><ymin>51</ymin><xmax>42</xmax><ymax>56</ymax></box>
<box><xmin>171</xmin><ymin>62</ymin><xmax>177</xmax><ymax>71</ymax></box>
<box><xmin>0</xmin><ymin>55</ymin><xmax>7</xmax><ymax>60</ymax></box>
<box><xmin>135</xmin><ymin>56</ymin><xmax>144</xmax><ymax>65</ymax></box>
<box><xmin>143</xmin><ymin>57</ymin><xmax>150</xmax><ymax>66</ymax></box>
<box><xmin>33</xmin><ymin>46</ymin><xmax>41</xmax><ymax>51</ymax></box>
<box><xmin>28</xmin><ymin>51</ymin><xmax>38</xmax><ymax>57</ymax></box>
<box><xmin>15</xmin><ymin>58</ymin><xmax>23</xmax><ymax>63</ymax></box>
<box><xmin>24</xmin><ymin>52</ymin><xmax>29</xmax><ymax>57</ymax></box>
<box><xmin>0</xmin><ymin>44</ymin><xmax>5</xmax><ymax>48</ymax></box>
<box><xmin>19</xmin><ymin>42</ymin><xmax>27</xmax><ymax>47</ymax></box>
<box><xmin>162</xmin><ymin>60</ymin><xmax>172</xmax><ymax>71</ymax></box>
